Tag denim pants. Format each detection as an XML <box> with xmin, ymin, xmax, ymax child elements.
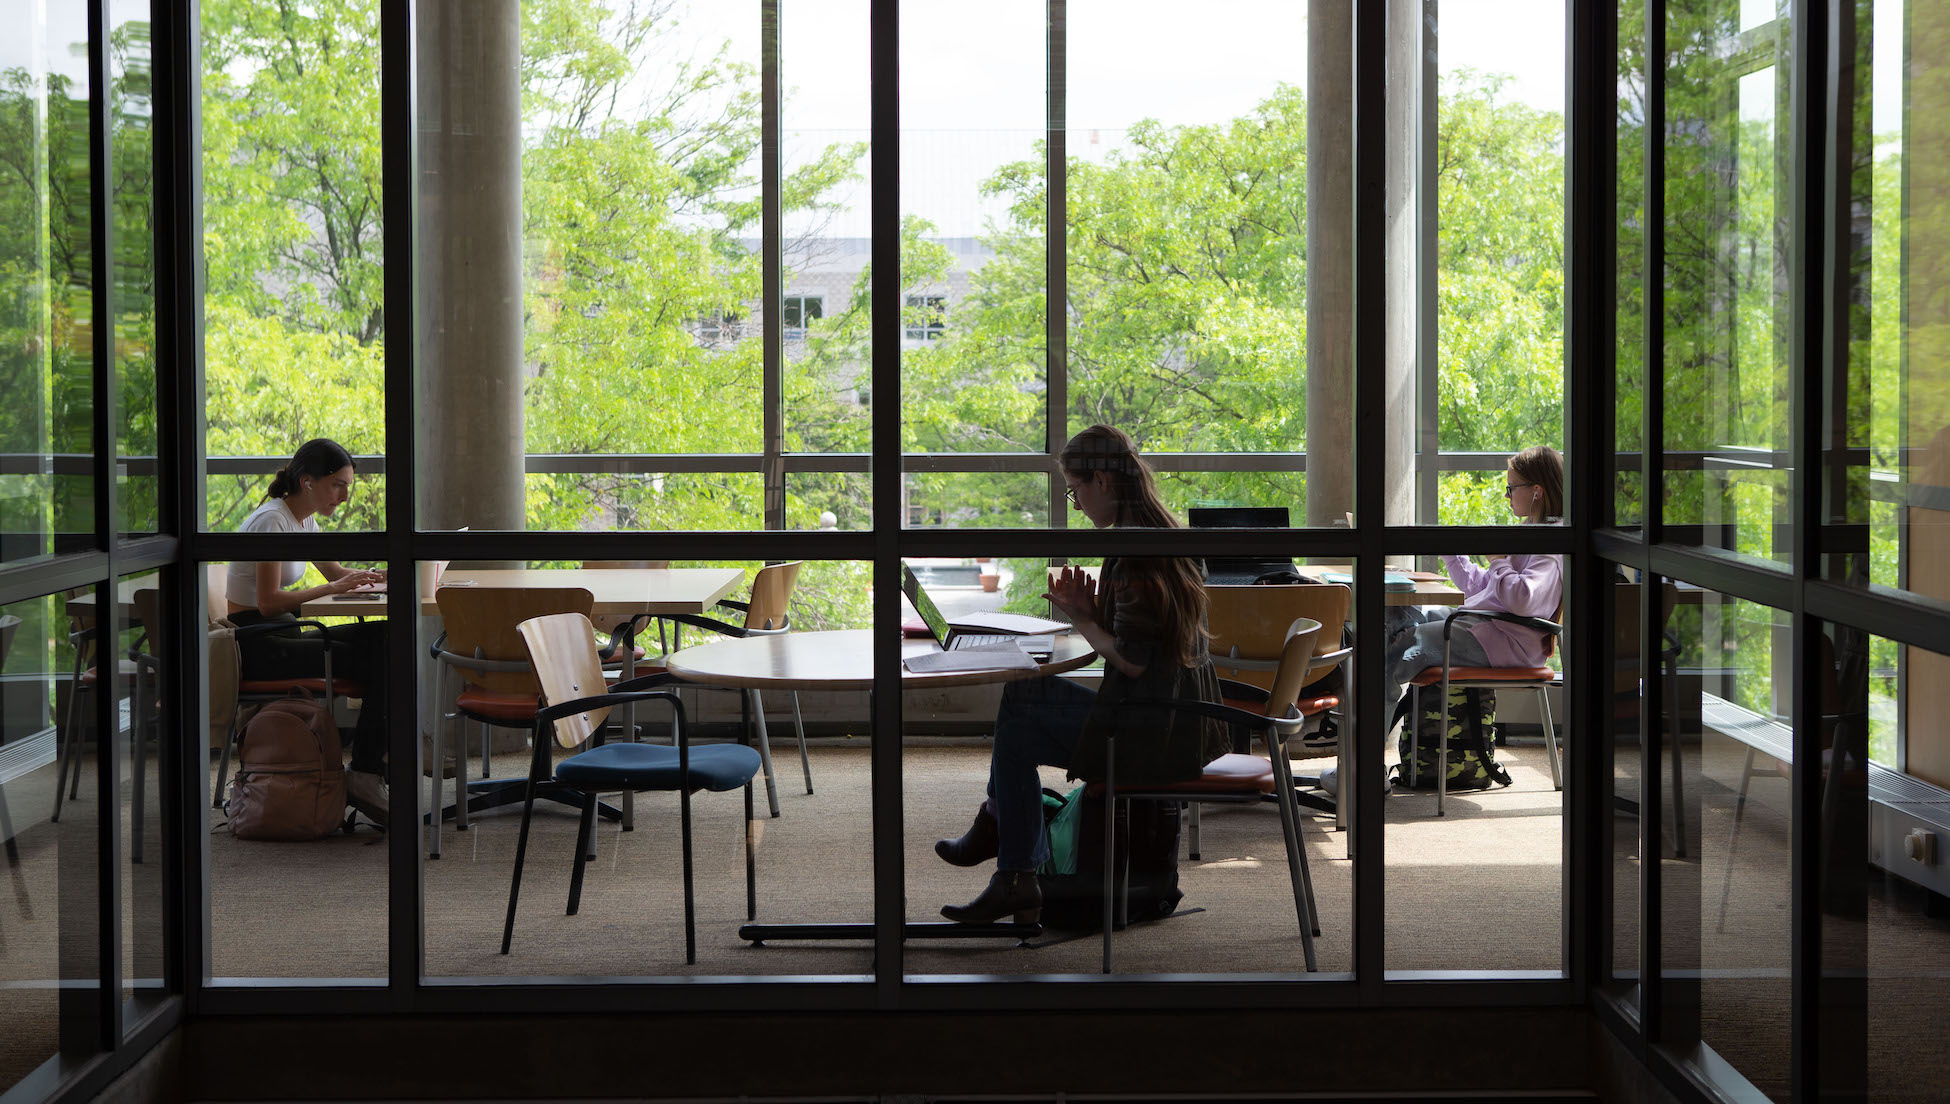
<box><xmin>1381</xmin><ymin>606</ymin><xmax>1490</xmax><ymax>734</ymax></box>
<box><xmin>987</xmin><ymin>674</ymin><xmax>1095</xmax><ymax>871</ymax></box>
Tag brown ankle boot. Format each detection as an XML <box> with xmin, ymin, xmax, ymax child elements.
<box><xmin>934</xmin><ymin>801</ymin><xmax>999</xmax><ymax>867</ymax></box>
<box><xmin>941</xmin><ymin>869</ymin><xmax>1042</xmax><ymax>925</ymax></box>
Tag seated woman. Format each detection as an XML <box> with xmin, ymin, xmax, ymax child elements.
<box><xmin>227</xmin><ymin>438</ymin><xmax>392</xmax><ymax>823</ymax></box>
<box><xmin>935</xmin><ymin>424</ymin><xmax>1228</xmax><ymax>925</ymax></box>
<box><xmin>1381</xmin><ymin>444</ymin><xmax>1564</xmax><ymax>734</ymax></box>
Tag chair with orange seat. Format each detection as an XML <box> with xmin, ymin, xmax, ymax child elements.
<box><xmin>1404</xmin><ymin>605</ymin><xmax>1564</xmax><ymax>816</ymax></box>
<box><xmin>1092</xmin><ymin>617</ymin><xmax>1324</xmax><ymax>973</ymax></box>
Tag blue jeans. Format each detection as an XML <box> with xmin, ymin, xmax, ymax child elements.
<box><xmin>1382</xmin><ymin>607</ymin><xmax>1490</xmax><ymax>734</ymax></box>
<box><xmin>987</xmin><ymin>675</ymin><xmax>1094</xmax><ymax>871</ymax></box>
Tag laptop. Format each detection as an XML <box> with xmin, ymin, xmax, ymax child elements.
<box><xmin>1188</xmin><ymin>506</ymin><xmax>1298</xmax><ymax>585</ymax></box>
<box><xmin>900</xmin><ymin>563</ymin><xmax>1054</xmax><ymax>654</ymax></box>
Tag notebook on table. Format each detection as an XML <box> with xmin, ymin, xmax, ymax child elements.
<box><xmin>900</xmin><ymin>563</ymin><xmax>1056</xmax><ymax>655</ymax></box>
<box><xmin>1188</xmin><ymin>505</ymin><xmax>1298</xmax><ymax>584</ymax></box>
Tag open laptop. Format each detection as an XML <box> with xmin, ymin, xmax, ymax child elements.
<box><xmin>900</xmin><ymin>563</ymin><xmax>1054</xmax><ymax>654</ymax></box>
<box><xmin>1188</xmin><ymin>505</ymin><xmax>1298</xmax><ymax>585</ymax></box>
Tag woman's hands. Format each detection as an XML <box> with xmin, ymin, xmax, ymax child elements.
<box><xmin>327</xmin><ymin>568</ymin><xmax>386</xmax><ymax>594</ymax></box>
<box><xmin>1044</xmin><ymin>564</ymin><xmax>1102</xmax><ymax>627</ymax></box>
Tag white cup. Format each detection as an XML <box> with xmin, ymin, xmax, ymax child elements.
<box><xmin>418</xmin><ymin>560</ymin><xmax>442</xmax><ymax>594</ymax></box>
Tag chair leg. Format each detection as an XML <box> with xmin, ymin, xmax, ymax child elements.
<box><xmin>1539</xmin><ymin>685</ymin><xmax>1563</xmax><ymax>791</ymax></box>
<box><xmin>1437</xmin><ymin>670</ymin><xmax>1450</xmax><ymax>817</ymax></box>
<box><xmin>52</xmin><ymin>675</ymin><xmax>87</xmax><ymax>822</ymax></box>
<box><xmin>791</xmin><ymin>691</ymin><xmax>812</xmax><ymax>795</ymax></box>
<box><xmin>1187</xmin><ymin>801</ymin><xmax>1202</xmax><ymax>861</ymax></box>
<box><xmin>1271</xmin><ymin>752</ymin><xmax>1319</xmax><ymax>970</ymax></box>
<box><xmin>1666</xmin><ymin>659</ymin><xmax>1688</xmax><ymax>858</ymax></box>
<box><xmin>749</xmin><ymin>689</ymin><xmax>781</xmax><ymax>818</ymax></box>
<box><xmin>1101</xmin><ymin>791</ymin><xmax>1117</xmax><ymax>975</ymax></box>
<box><xmin>681</xmin><ymin>779</ymin><xmax>697</xmax><ymax>966</ymax></box>
<box><xmin>500</xmin><ymin>773</ymin><xmax>543</xmax><ymax>955</ymax></box>
<box><xmin>566</xmin><ymin>790</ymin><xmax>596</xmax><ymax>916</ymax></box>
<box><xmin>214</xmin><ymin>712</ymin><xmax>239</xmax><ymax>810</ymax></box>
<box><xmin>744</xmin><ymin>780</ymin><xmax>757</xmax><ymax>922</ymax></box>
<box><xmin>1407</xmin><ymin>683</ymin><xmax>1420</xmax><ymax>791</ymax></box>
<box><xmin>1715</xmin><ymin>747</ymin><xmax>1760</xmax><ymax>933</ymax></box>
<box><xmin>130</xmin><ymin>700</ymin><xmax>148</xmax><ymax>865</ymax></box>
<box><xmin>428</xmin><ymin>694</ymin><xmax>448</xmax><ymax>859</ymax></box>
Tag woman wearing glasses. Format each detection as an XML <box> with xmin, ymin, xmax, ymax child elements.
<box><xmin>934</xmin><ymin>424</ymin><xmax>1227</xmax><ymax>925</ymax></box>
<box><xmin>1374</xmin><ymin>444</ymin><xmax>1564</xmax><ymax>745</ymax></box>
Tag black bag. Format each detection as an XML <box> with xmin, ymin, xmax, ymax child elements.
<box><xmin>1391</xmin><ymin>684</ymin><xmax>1512</xmax><ymax>791</ymax></box>
<box><xmin>1035</xmin><ymin>785</ymin><xmax>1184</xmax><ymax>931</ymax></box>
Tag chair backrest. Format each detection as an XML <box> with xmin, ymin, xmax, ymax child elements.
<box><xmin>133</xmin><ymin>588</ymin><xmax>164</xmax><ymax>655</ymax></box>
<box><xmin>1207</xmin><ymin>584</ymin><xmax>1348</xmax><ymax>690</ymax></box>
<box><xmin>743</xmin><ymin>561</ymin><xmax>803</xmax><ymax>631</ymax></box>
<box><xmin>582</xmin><ymin>559</ymin><xmax>671</xmax><ymax>570</ymax></box>
<box><xmin>1261</xmin><ymin>618</ymin><xmax>1324</xmax><ymax>719</ymax></box>
<box><xmin>204</xmin><ymin>563</ymin><xmax>230</xmax><ymax>624</ymax></box>
<box><xmin>438</xmin><ymin>586</ymin><xmax>594</xmax><ymax>693</ymax></box>
<box><xmin>517</xmin><ymin>612</ymin><xmax>611</xmax><ymax>749</ymax></box>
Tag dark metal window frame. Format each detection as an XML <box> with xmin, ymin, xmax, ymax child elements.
<box><xmin>15</xmin><ymin>2</ymin><xmax>1947</xmax><ymax>1104</ymax></box>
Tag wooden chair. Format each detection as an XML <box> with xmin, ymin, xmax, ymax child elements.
<box><xmin>1405</xmin><ymin>606</ymin><xmax>1564</xmax><ymax>816</ymax></box>
<box><xmin>582</xmin><ymin>560</ymin><xmax>673</xmax><ymax>662</ymax></box>
<box><xmin>208</xmin><ymin>563</ymin><xmax>361</xmax><ymax>810</ymax></box>
<box><xmin>52</xmin><ymin>585</ymin><xmax>143</xmax><ymax>823</ymax></box>
<box><xmin>427</xmin><ymin>585</ymin><xmax>596</xmax><ymax>858</ymax></box>
<box><xmin>1093</xmin><ymin>617</ymin><xmax>1324</xmax><ymax>973</ymax></box>
<box><xmin>662</xmin><ymin>561</ymin><xmax>810</xmax><ymax>817</ymax></box>
<box><xmin>502</xmin><ymin>612</ymin><xmax>761</xmax><ymax>963</ymax></box>
<box><xmin>1206</xmin><ymin>584</ymin><xmax>1352</xmax><ymax>846</ymax></box>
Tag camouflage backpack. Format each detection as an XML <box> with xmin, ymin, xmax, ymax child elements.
<box><xmin>1392</xmin><ymin>683</ymin><xmax>1512</xmax><ymax>791</ymax></box>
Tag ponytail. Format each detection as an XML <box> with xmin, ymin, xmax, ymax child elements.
<box><xmin>266</xmin><ymin>438</ymin><xmax>356</xmax><ymax>501</ymax></box>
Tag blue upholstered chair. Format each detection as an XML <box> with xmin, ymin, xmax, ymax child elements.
<box><xmin>501</xmin><ymin>612</ymin><xmax>763</xmax><ymax>964</ymax></box>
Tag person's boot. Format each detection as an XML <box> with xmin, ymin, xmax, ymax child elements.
<box><xmin>934</xmin><ymin>800</ymin><xmax>999</xmax><ymax>867</ymax></box>
<box><xmin>941</xmin><ymin>869</ymin><xmax>1042</xmax><ymax>925</ymax></box>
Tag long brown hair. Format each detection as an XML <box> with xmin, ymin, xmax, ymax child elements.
<box><xmin>1509</xmin><ymin>445</ymin><xmax>1564</xmax><ymax>521</ymax></box>
<box><xmin>1059</xmin><ymin>425</ymin><xmax>1209</xmax><ymax>668</ymax></box>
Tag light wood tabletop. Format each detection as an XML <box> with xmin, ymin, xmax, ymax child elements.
<box><xmin>665</xmin><ymin>628</ymin><xmax>1097</xmax><ymax>692</ymax></box>
<box><xmin>1050</xmin><ymin>563</ymin><xmax>1463</xmax><ymax>606</ymax></box>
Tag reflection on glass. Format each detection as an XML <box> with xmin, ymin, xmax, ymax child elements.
<box><xmin>521</xmin><ymin>472</ymin><xmax>765</xmax><ymax>532</ymax></box>
<box><xmin>0</xmin><ymin>590</ymin><xmax>103</xmax><ymax>1092</ymax></box>
<box><xmin>1615</xmin><ymin>0</ymin><xmax>1646</xmax><ymax>529</ymax></box>
<box><xmin>117</xmin><ymin>571</ymin><xmax>165</xmax><ymax>1009</ymax></box>
<box><xmin>905</xmin><ymin>546</ymin><xmax>1347</xmax><ymax>976</ymax></box>
<box><xmin>420</xmin><ymin>559</ymin><xmax>872</xmax><ymax>978</ymax></box>
<box><xmin>1824</xmin><ymin>0</ymin><xmax>1950</xmax><ymax>607</ymax></box>
<box><xmin>1609</xmin><ymin>570</ymin><xmax>1645</xmax><ymax>999</ymax></box>
<box><xmin>1829</xmin><ymin>629</ymin><xmax>1950</xmax><ymax>1100</ymax></box>
<box><xmin>113</xmin><ymin>2</ymin><xmax>157</xmax><ymax>539</ymax></box>
<box><xmin>1661</xmin><ymin>4</ymin><xmax>1791</xmax><ymax>563</ymax></box>
<box><xmin>785</xmin><ymin>473</ymin><xmax>872</xmax><ymax>532</ymax></box>
<box><xmin>201</xmin><ymin>2</ymin><xmax>382</xmax><ymax>531</ymax></box>
<box><xmin>0</xmin><ymin>3</ymin><xmax>95</xmax><ymax>563</ymax></box>
<box><xmin>904</xmin><ymin>472</ymin><xmax>1049</xmax><ymax>530</ymax></box>
<box><xmin>1664</xmin><ymin>587</ymin><xmax>1788</xmax><ymax>1101</ymax></box>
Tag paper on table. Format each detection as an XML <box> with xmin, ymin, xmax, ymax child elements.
<box><xmin>903</xmin><ymin>642</ymin><xmax>1040</xmax><ymax>673</ymax></box>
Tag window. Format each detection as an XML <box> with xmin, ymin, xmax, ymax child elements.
<box><xmin>783</xmin><ymin>294</ymin><xmax>823</xmax><ymax>337</ymax></box>
<box><xmin>903</xmin><ymin>293</ymin><xmax>945</xmax><ymax>341</ymax></box>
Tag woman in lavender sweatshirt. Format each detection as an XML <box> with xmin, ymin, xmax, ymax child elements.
<box><xmin>1380</xmin><ymin>445</ymin><xmax>1564</xmax><ymax>732</ymax></box>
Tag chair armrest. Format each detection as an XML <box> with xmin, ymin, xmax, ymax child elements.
<box><xmin>430</xmin><ymin>648</ymin><xmax>533</xmax><ymax>674</ymax></box>
<box><xmin>1441</xmin><ymin>607</ymin><xmax>1563</xmax><ymax>639</ymax></box>
<box><xmin>662</xmin><ymin>613</ymin><xmax>749</xmax><ymax>638</ymax></box>
<box><xmin>535</xmin><ymin>689</ymin><xmax>685</xmax><ymax>728</ymax></box>
<box><xmin>427</xmin><ymin>631</ymin><xmax>447</xmax><ymax>660</ymax></box>
<box><xmin>715</xmin><ymin>598</ymin><xmax>752</xmax><ymax>615</ymax></box>
<box><xmin>596</xmin><ymin>615</ymin><xmax>652</xmax><ymax>663</ymax></box>
<box><xmin>1108</xmin><ymin>695</ymin><xmax>1307</xmax><ymax>742</ymax></box>
<box><xmin>231</xmin><ymin>618</ymin><xmax>335</xmax><ymax>641</ymax></box>
<box><xmin>609</xmin><ymin>670</ymin><xmax>678</xmax><ymax>694</ymax></box>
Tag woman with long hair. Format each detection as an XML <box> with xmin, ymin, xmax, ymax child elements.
<box><xmin>936</xmin><ymin>425</ymin><xmax>1227</xmax><ymax>925</ymax></box>
<box><xmin>227</xmin><ymin>438</ymin><xmax>392</xmax><ymax>823</ymax></box>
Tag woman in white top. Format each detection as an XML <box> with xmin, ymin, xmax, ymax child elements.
<box><xmin>228</xmin><ymin>438</ymin><xmax>391</xmax><ymax>822</ymax></box>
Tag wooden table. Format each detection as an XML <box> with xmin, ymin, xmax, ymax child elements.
<box><xmin>1051</xmin><ymin>564</ymin><xmax>1464</xmax><ymax>606</ymax></box>
<box><xmin>664</xmin><ymin>628</ymin><xmax>1097</xmax><ymax>945</ymax></box>
<box><xmin>308</xmin><ymin>566</ymin><xmax>744</xmax><ymax>619</ymax></box>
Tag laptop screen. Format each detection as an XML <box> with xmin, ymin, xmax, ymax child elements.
<box><xmin>900</xmin><ymin>563</ymin><xmax>954</xmax><ymax>647</ymax></box>
<box><xmin>1189</xmin><ymin>506</ymin><xmax>1292</xmax><ymax>573</ymax></box>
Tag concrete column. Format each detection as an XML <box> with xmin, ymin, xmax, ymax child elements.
<box><xmin>417</xmin><ymin>0</ymin><xmax>525</xmax><ymax>533</ymax></box>
<box><xmin>1305</xmin><ymin>2</ymin><xmax>1354</xmax><ymax>528</ymax></box>
<box><xmin>1383</xmin><ymin>0</ymin><xmax>1423</xmax><ymax>528</ymax></box>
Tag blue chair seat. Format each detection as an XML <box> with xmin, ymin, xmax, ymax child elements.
<box><xmin>555</xmin><ymin>742</ymin><xmax>761</xmax><ymax>792</ymax></box>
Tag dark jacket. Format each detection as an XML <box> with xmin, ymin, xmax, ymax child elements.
<box><xmin>1068</xmin><ymin>557</ymin><xmax>1229</xmax><ymax>784</ymax></box>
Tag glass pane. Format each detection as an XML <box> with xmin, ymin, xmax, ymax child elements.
<box><xmin>1826</xmin><ymin>628</ymin><xmax>1950</xmax><ymax>1101</ymax></box>
<box><xmin>0</xmin><ymin>1</ymin><xmax>95</xmax><ymax>563</ymax></box>
<box><xmin>1824</xmin><ymin>0</ymin><xmax>1947</xmax><ymax>607</ymax></box>
<box><xmin>202</xmin><ymin>2</ymin><xmax>384</xmax><ymax>531</ymax></box>
<box><xmin>206</xmin><ymin>558</ymin><xmax>389</xmax><ymax>981</ymax></box>
<box><xmin>1608</xmin><ymin>569</ymin><xmax>1645</xmax><ymax>1001</ymax></box>
<box><xmin>904</xmin><ymin>472</ymin><xmax>1051</xmax><ymax>530</ymax></box>
<box><xmin>783</xmin><ymin>1</ymin><xmax>872</xmax><ymax>458</ymax></box>
<box><xmin>1384</xmin><ymin>549</ymin><xmax>1566</xmax><ymax>975</ymax></box>
<box><xmin>113</xmin><ymin>1</ymin><xmax>157</xmax><ymax>539</ymax></box>
<box><xmin>421</xmin><ymin>559</ymin><xmax>872</xmax><ymax>978</ymax></box>
<box><xmin>523</xmin><ymin>471</ymin><xmax>765</xmax><ymax>533</ymax></box>
<box><xmin>1660</xmin><ymin>3</ymin><xmax>1791</xmax><ymax>564</ymax></box>
<box><xmin>1615</xmin><ymin>0</ymin><xmax>1647</xmax><ymax>530</ymax></box>
<box><xmin>785</xmin><ymin>472</ymin><xmax>872</xmax><ymax>532</ymax></box>
<box><xmin>1663</xmin><ymin>585</ymin><xmax>1788</xmax><ymax>1101</ymax></box>
<box><xmin>0</xmin><ymin>589</ymin><xmax>104</xmax><ymax>1091</ymax></box>
<box><xmin>905</xmin><ymin>544</ymin><xmax>1349</xmax><ymax>976</ymax></box>
<box><xmin>897</xmin><ymin>0</ymin><xmax>1044</xmax><ymax>458</ymax></box>
<box><xmin>117</xmin><ymin>570</ymin><xmax>166</xmax><ymax>1011</ymax></box>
